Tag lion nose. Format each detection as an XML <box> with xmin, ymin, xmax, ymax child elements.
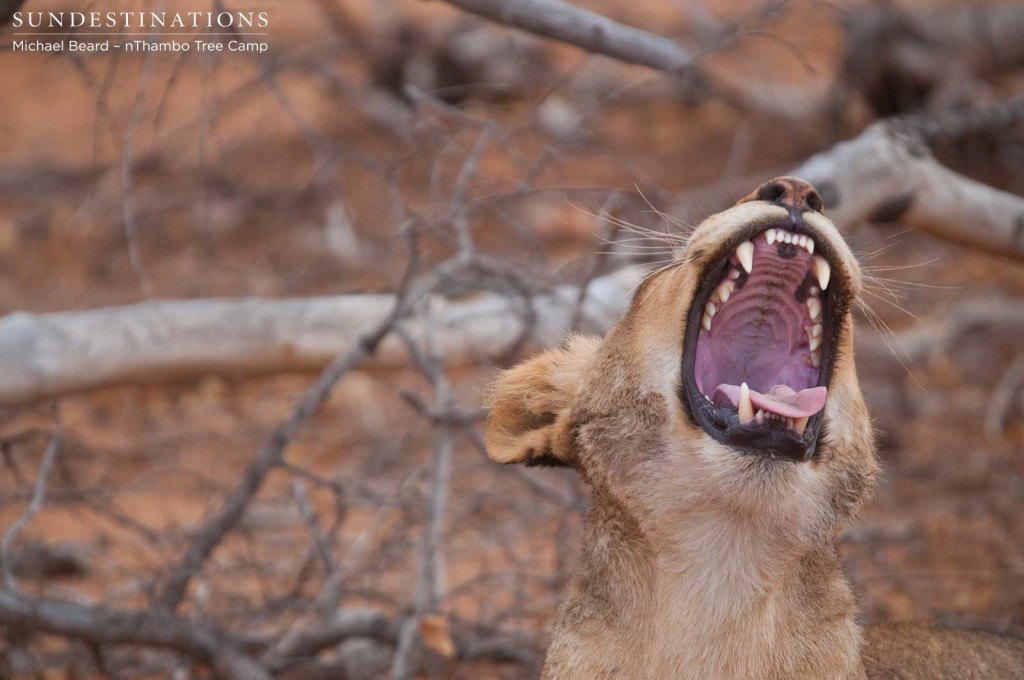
<box><xmin>752</xmin><ymin>177</ymin><xmax>823</xmax><ymax>214</ymax></box>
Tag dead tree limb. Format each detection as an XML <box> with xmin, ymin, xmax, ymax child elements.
<box><xmin>0</xmin><ymin>266</ymin><xmax>645</xmax><ymax>405</ymax></box>
<box><xmin>434</xmin><ymin>0</ymin><xmax>832</xmax><ymax>119</ymax></box>
<box><xmin>0</xmin><ymin>591</ymin><xmax>272</xmax><ymax>680</ymax></box>
<box><xmin>437</xmin><ymin>0</ymin><xmax>694</xmax><ymax>74</ymax></box>
<box><xmin>794</xmin><ymin>120</ymin><xmax>1024</xmax><ymax>262</ymax></box>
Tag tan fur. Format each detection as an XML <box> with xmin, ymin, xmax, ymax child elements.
<box><xmin>485</xmin><ymin>179</ymin><xmax>1024</xmax><ymax>679</ymax></box>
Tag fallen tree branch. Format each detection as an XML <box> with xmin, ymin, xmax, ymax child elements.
<box><xmin>0</xmin><ymin>591</ymin><xmax>271</xmax><ymax>680</ymax></box>
<box><xmin>794</xmin><ymin>120</ymin><xmax>1024</xmax><ymax>262</ymax></box>
<box><xmin>0</xmin><ymin>267</ymin><xmax>645</xmax><ymax>405</ymax></box>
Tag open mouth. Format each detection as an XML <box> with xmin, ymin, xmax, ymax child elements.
<box><xmin>680</xmin><ymin>225</ymin><xmax>841</xmax><ymax>462</ymax></box>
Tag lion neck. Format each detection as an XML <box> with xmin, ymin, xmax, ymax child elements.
<box><xmin>548</xmin><ymin>485</ymin><xmax>866</xmax><ymax>680</ymax></box>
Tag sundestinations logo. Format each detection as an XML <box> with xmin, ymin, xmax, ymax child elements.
<box><xmin>9</xmin><ymin>9</ymin><xmax>271</xmax><ymax>54</ymax></box>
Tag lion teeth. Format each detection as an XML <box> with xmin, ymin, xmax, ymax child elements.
<box><xmin>738</xmin><ymin>382</ymin><xmax>754</xmax><ymax>422</ymax></box>
<box><xmin>702</xmin><ymin>300</ymin><xmax>718</xmax><ymax>331</ymax></box>
<box><xmin>764</xmin><ymin>229</ymin><xmax>816</xmax><ymax>254</ymax></box>
<box><xmin>809</xmin><ymin>323</ymin><xmax>823</xmax><ymax>338</ymax></box>
<box><xmin>713</xmin><ymin>280</ymin><xmax>734</xmax><ymax>303</ymax></box>
<box><xmin>794</xmin><ymin>416</ymin><xmax>809</xmax><ymax>435</ymax></box>
<box><xmin>808</xmin><ymin>332</ymin><xmax>822</xmax><ymax>352</ymax></box>
<box><xmin>812</xmin><ymin>255</ymin><xmax>830</xmax><ymax>290</ymax></box>
<box><xmin>735</xmin><ymin>241</ymin><xmax>754</xmax><ymax>273</ymax></box>
<box><xmin>807</xmin><ymin>297</ymin><xmax>822</xmax><ymax>321</ymax></box>
<box><xmin>810</xmin><ymin>348</ymin><xmax>821</xmax><ymax>367</ymax></box>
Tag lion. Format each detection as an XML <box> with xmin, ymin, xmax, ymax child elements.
<box><xmin>485</xmin><ymin>178</ymin><xmax>1024</xmax><ymax>679</ymax></box>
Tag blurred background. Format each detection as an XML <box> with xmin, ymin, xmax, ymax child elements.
<box><xmin>1</xmin><ymin>0</ymin><xmax>1023</xmax><ymax>678</ymax></box>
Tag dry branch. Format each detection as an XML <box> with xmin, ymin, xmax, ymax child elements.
<box><xmin>794</xmin><ymin>120</ymin><xmax>1024</xmax><ymax>262</ymax></box>
<box><xmin>2</xmin><ymin>105</ymin><xmax>1024</xmax><ymax>405</ymax></box>
<box><xmin>435</xmin><ymin>0</ymin><xmax>828</xmax><ymax>120</ymax></box>
<box><xmin>0</xmin><ymin>591</ymin><xmax>271</xmax><ymax>680</ymax></box>
<box><xmin>438</xmin><ymin>0</ymin><xmax>693</xmax><ymax>73</ymax></box>
<box><xmin>0</xmin><ymin>267</ymin><xmax>645</xmax><ymax>405</ymax></box>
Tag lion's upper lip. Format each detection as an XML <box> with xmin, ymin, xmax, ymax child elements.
<box><xmin>680</xmin><ymin>221</ymin><xmax>842</xmax><ymax>462</ymax></box>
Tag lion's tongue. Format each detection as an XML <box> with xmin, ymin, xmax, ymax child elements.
<box><xmin>714</xmin><ymin>384</ymin><xmax>827</xmax><ymax>419</ymax></box>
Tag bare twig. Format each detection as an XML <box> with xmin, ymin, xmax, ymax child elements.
<box><xmin>1</xmin><ymin>432</ymin><xmax>60</xmax><ymax>591</ymax></box>
<box><xmin>985</xmin><ymin>352</ymin><xmax>1024</xmax><ymax>440</ymax></box>
<box><xmin>158</xmin><ymin>233</ymin><xmax>423</xmax><ymax>611</ymax></box>
<box><xmin>390</xmin><ymin>309</ymin><xmax>456</xmax><ymax>679</ymax></box>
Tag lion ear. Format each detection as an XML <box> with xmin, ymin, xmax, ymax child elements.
<box><xmin>485</xmin><ymin>336</ymin><xmax>600</xmax><ymax>467</ymax></box>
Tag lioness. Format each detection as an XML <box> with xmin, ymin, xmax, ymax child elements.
<box><xmin>486</xmin><ymin>178</ymin><xmax>1024</xmax><ymax>679</ymax></box>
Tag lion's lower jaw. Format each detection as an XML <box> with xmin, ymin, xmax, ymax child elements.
<box><xmin>540</xmin><ymin>520</ymin><xmax>866</xmax><ymax>680</ymax></box>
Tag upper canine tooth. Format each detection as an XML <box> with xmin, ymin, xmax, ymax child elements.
<box><xmin>736</xmin><ymin>241</ymin><xmax>754</xmax><ymax>273</ymax></box>
<box><xmin>738</xmin><ymin>382</ymin><xmax>754</xmax><ymax>423</ymax></box>
<box><xmin>812</xmin><ymin>255</ymin><xmax>830</xmax><ymax>291</ymax></box>
<box><xmin>765</xmin><ymin>229</ymin><xmax>777</xmax><ymax>246</ymax></box>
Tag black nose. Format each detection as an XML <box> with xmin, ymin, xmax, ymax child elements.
<box><xmin>753</xmin><ymin>177</ymin><xmax>823</xmax><ymax>214</ymax></box>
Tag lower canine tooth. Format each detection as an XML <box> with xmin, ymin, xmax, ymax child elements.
<box><xmin>736</xmin><ymin>241</ymin><xmax>754</xmax><ymax>274</ymax></box>
<box><xmin>794</xmin><ymin>416</ymin><xmax>809</xmax><ymax>435</ymax></box>
<box><xmin>738</xmin><ymin>382</ymin><xmax>754</xmax><ymax>423</ymax></box>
